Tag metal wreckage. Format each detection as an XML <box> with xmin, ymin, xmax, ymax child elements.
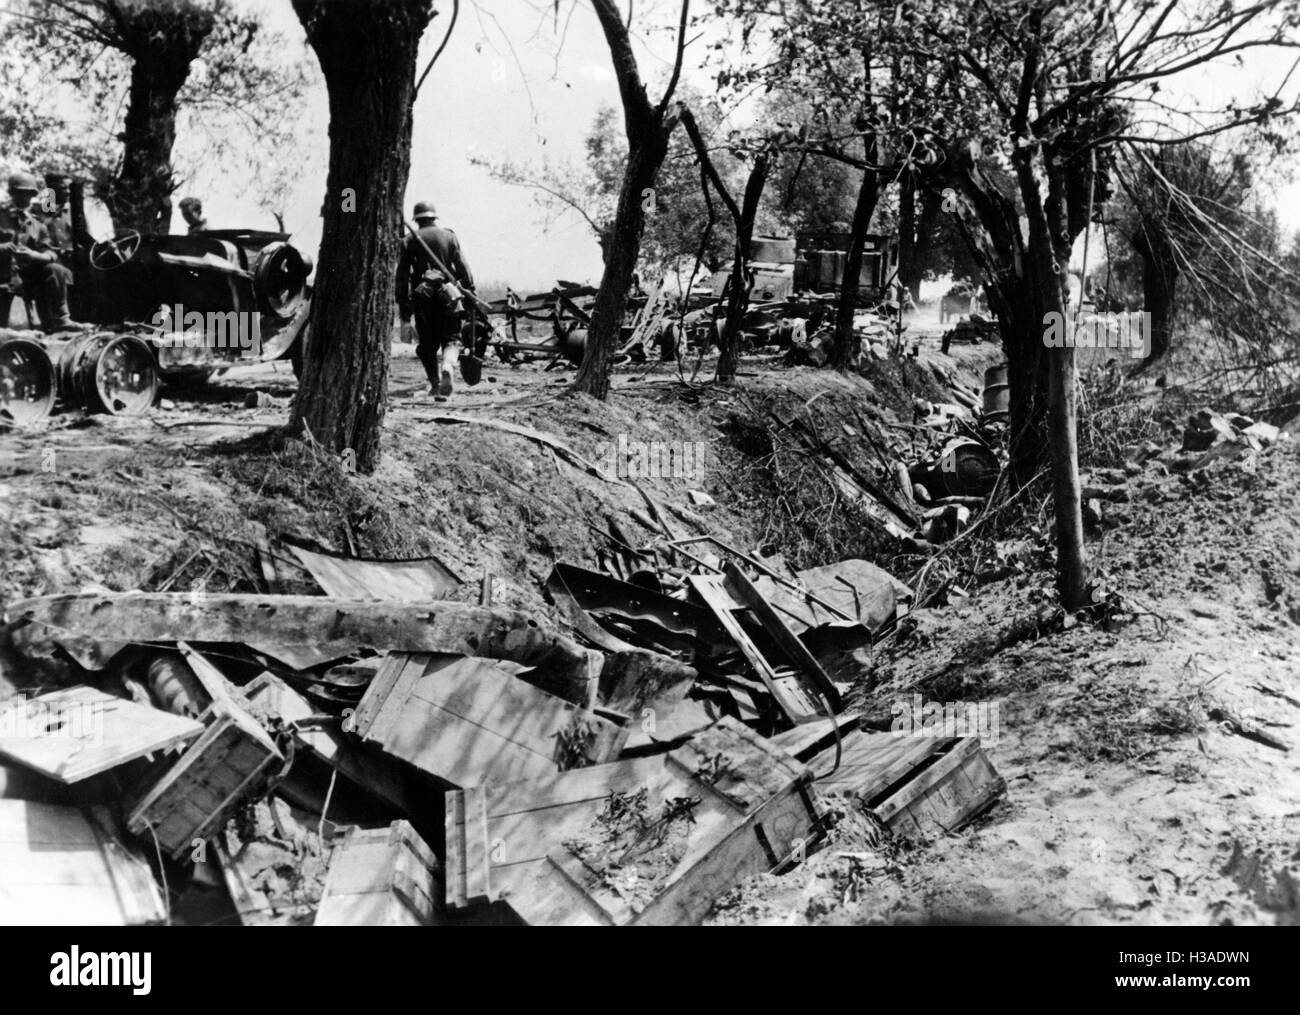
<box><xmin>1</xmin><ymin>386</ymin><xmax>1280</xmax><ymax>923</ymax></box>
<box><xmin>0</xmin><ymin>525</ymin><xmax>1008</xmax><ymax>925</ymax></box>
<box><xmin>0</xmin><ymin>189</ymin><xmax>1023</xmax><ymax>926</ymax></box>
<box><xmin>484</xmin><ymin>229</ymin><xmax>906</xmax><ymax>369</ymax></box>
<box><xmin>0</xmin><ymin>180</ymin><xmax>313</xmax><ymax>426</ymax></box>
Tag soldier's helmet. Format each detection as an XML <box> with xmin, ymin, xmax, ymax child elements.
<box><xmin>179</xmin><ymin>196</ymin><xmax>202</xmax><ymax>212</ymax></box>
<box><xmin>413</xmin><ymin>200</ymin><xmax>437</xmax><ymax>222</ymax></box>
<box><xmin>7</xmin><ymin>171</ymin><xmax>39</xmax><ymax>193</ymax></box>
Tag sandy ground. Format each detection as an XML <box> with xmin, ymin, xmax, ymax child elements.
<box><xmin>3</xmin><ymin>324</ymin><xmax>1296</xmax><ymax>926</ymax></box>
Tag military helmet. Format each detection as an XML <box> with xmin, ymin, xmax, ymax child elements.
<box><xmin>413</xmin><ymin>200</ymin><xmax>437</xmax><ymax>221</ymax></box>
<box><xmin>7</xmin><ymin>171</ymin><xmax>39</xmax><ymax>193</ymax></box>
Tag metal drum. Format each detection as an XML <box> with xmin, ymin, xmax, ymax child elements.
<box><xmin>0</xmin><ymin>335</ymin><xmax>57</xmax><ymax>427</ymax></box>
<box><xmin>56</xmin><ymin>332</ymin><xmax>158</xmax><ymax>415</ymax></box>
<box><xmin>252</xmin><ymin>241</ymin><xmax>311</xmax><ymax>321</ymax></box>
<box><xmin>982</xmin><ymin>364</ymin><xmax>1010</xmax><ymax>421</ymax></box>
<box><xmin>934</xmin><ymin>437</ymin><xmax>1000</xmax><ymax>497</ymax></box>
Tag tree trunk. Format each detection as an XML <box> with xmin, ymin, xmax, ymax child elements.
<box><xmin>717</xmin><ymin>151</ymin><xmax>771</xmax><ymax>382</ymax></box>
<box><xmin>290</xmin><ymin>0</ymin><xmax>433</xmax><ymax>474</ymax></box>
<box><xmin>575</xmin><ymin>137</ymin><xmax>668</xmax><ymax>399</ymax></box>
<box><xmin>1013</xmin><ymin>143</ymin><xmax>1088</xmax><ymax>610</ymax></box>
<box><xmin>1137</xmin><ymin>225</ymin><xmax>1177</xmax><ymax>365</ymax></box>
<box><xmin>573</xmin><ymin>0</ymin><xmax>683</xmax><ymax>399</ymax></box>
<box><xmin>831</xmin><ymin>154</ymin><xmax>879</xmax><ymax>370</ymax></box>
<box><xmin>106</xmin><ymin>5</ymin><xmax>216</xmax><ymax>234</ymax></box>
<box><xmin>923</xmin><ymin>142</ymin><xmax>1047</xmax><ymax>484</ymax></box>
<box><xmin>898</xmin><ymin>169</ymin><xmax>922</xmax><ymax>302</ymax></box>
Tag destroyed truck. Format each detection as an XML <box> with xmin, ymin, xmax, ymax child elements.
<box><xmin>709</xmin><ymin>231</ymin><xmax>900</xmax><ymax>304</ymax></box>
<box><xmin>0</xmin><ymin>182</ymin><xmax>317</xmax><ymax>425</ymax></box>
<box><xmin>63</xmin><ymin>181</ymin><xmax>314</xmax><ymax>380</ymax></box>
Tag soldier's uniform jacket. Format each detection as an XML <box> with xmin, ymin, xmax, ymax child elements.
<box><xmin>41</xmin><ymin>204</ymin><xmax>74</xmax><ymax>251</ymax></box>
<box><xmin>396</xmin><ymin>225</ymin><xmax>474</xmax><ymax>320</ymax></box>
<box><xmin>0</xmin><ymin>203</ymin><xmax>55</xmax><ymax>283</ymax></box>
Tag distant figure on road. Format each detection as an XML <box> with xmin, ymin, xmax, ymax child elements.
<box><xmin>178</xmin><ymin>196</ymin><xmax>208</xmax><ymax>234</ymax></box>
<box><xmin>396</xmin><ymin>200</ymin><xmax>475</xmax><ymax>397</ymax></box>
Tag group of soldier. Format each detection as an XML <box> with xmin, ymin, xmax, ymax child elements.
<box><xmin>0</xmin><ymin>170</ymin><xmax>77</xmax><ymax>332</ymax></box>
<box><xmin>3</xmin><ymin>168</ymin><xmax>476</xmax><ymax>397</ymax></box>
<box><xmin>0</xmin><ymin>168</ymin><xmax>211</xmax><ymax>335</ymax></box>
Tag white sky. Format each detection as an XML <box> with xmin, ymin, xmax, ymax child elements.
<box><xmin>15</xmin><ymin>1</ymin><xmax>1300</xmax><ymax>287</ymax></box>
<box><xmin>185</xmin><ymin>1</ymin><xmax>705</xmax><ymax>290</ymax></box>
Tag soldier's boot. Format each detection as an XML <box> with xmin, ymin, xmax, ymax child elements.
<box><xmin>33</xmin><ymin>264</ymin><xmax>78</xmax><ymax>332</ymax></box>
<box><xmin>437</xmin><ymin>343</ymin><xmax>456</xmax><ymax>397</ymax></box>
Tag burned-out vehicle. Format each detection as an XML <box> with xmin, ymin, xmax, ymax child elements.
<box><xmin>65</xmin><ymin>181</ymin><xmax>313</xmax><ymax>379</ymax></box>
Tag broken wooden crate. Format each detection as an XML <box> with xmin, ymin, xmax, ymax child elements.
<box><xmin>351</xmin><ymin>652</ymin><xmax>628</xmax><ymax>787</ymax></box>
<box><xmin>0</xmin><ymin>800</ymin><xmax>166</xmax><ymax>925</ymax></box>
<box><xmin>244</xmin><ymin>671</ymin><xmax>414</xmax><ymax>814</ymax></box>
<box><xmin>0</xmin><ymin>686</ymin><xmax>202</xmax><ymax>784</ymax></box>
<box><xmin>792</xmin><ymin>728</ymin><xmax>1005</xmax><ymax>837</ymax></box>
<box><xmin>314</xmin><ymin>821</ymin><xmax>441</xmax><ymax>926</ymax></box>
<box><xmin>127</xmin><ymin>678</ymin><xmax>283</xmax><ymax>859</ymax></box>
<box><xmin>445</xmin><ymin>717</ymin><xmax>821</xmax><ymax>924</ymax></box>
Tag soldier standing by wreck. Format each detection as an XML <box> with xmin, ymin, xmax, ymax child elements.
<box><xmin>396</xmin><ymin>200</ymin><xmax>475</xmax><ymax>397</ymax></box>
<box><xmin>0</xmin><ymin>171</ymin><xmax>77</xmax><ymax>331</ymax></box>
<box><xmin>38</xmin><ymin>172</ymin><xmax>75</xmax><ymax>255</ymax></box>
<box><xmin>178</xmin><ymin>196</ymin><xmax>208</xmax><ymax>234</ymax></box>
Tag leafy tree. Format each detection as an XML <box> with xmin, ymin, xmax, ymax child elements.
<box><xmin>906</xmin><ymin>0</ymin><xmax>1299</xmax><ymax>607</ymax></box>
<box><xmin>476</xmin><ymin>90</ymin><xmax>740</xmax><ymax>275</ymax></box>
<box><xmin>758</xmin><ymin>90</ymin><xmax>859</xmax><ymax>232</ymax></box>
<box><xmin>718</xmin><ymin>0</ymin><xmax>969</xmax><ymax>367</ymax></box>
<box><xmin>1107</xmin><ymin>134</ymin><xmax>1297</xmax><ymax>367</ymax></box>
<box><xmin>2</xmin><ymin>0</ymin><xmax>310</xmax><ymax>233</ymax></box>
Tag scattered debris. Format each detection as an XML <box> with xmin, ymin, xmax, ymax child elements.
<box><xmin>0</xmin><ymin>444</ymin><xmax>1006</xmax><ymax>926</ymax></box>
<box><xmin>287</xmin><ymin>542</ymin><xmax>462</xmax><ymax>600</ymax></box>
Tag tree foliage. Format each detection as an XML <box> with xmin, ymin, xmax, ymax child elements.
<box><xmin>1</xmin><ymin>0</ymin><xmax>311</xmax><ymax>231</ymax></box>
<box><xmin>476</xmin><ymin>89</ymin><xmax>741</xmax><ymax>276</ymax></box>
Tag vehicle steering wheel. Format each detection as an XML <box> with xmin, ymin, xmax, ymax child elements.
<box><xmin>89</xmin><ymin>230</ymin><xmax>142</xmax><ymax>271</ymax></box>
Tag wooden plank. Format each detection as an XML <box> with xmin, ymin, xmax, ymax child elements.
<box><xmin>688</xmin><ymin>574</ymin><xmax>822</xmax><ymax>724</ymax></box>
<box><xmin>0</xmin><ymin>686</ymin><xmax>202</xmax><ymax>784</ymax></box>
<box><xmin>871</xmin><ymin>737</ymin><xmax>1006</xmax><ymax>834</ymax></box>
<box><xmin>7</xmin><ymin>593</ymin><xmax>598</xmax><ymax>704</ymax></box>
<box><xmin>445</xmin><ymin>790</ymin><xmax>468</xmax><ymax>910</ymax></box>
<box><xmin>463</xmin><ymin>787</ymin><xmax>491</xmax><ymax>907</ymax></box>
<box><xmin>314</xmin><ymin>822</ymin><xmax>441</xmax><ymax>926</ymax></box>
<box><xmin>723</xmin><ymin>561</ymin><xmax>842</xmax><ymax>711</ymax></box>
<box><xmin>444</xmin><ymin>754</ymin><xmax>666</xmax><ymax>909</ymax></box>
<box><xmin>354</xmin><ymin>653</ymin><xmax>626</xmax><ymax>788</ymax></box>
<box><xmin>0</xmin><ymin>800</ymin><xmax>166</xmax><ymax>925</ymax></box>
<box><xmin>288</xmin><ymin>543</ymin><xmax>461</xmax><ymax>601</ymax></box>
<box><xmin>821</xmin><ymin>732</ymin><xmax>945</xmax><ymax>797</ymax></box>
<box><xmin>767</xmin><ymin>712</ymin><xmax>862</xmax><ymax>761</ymax></box>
